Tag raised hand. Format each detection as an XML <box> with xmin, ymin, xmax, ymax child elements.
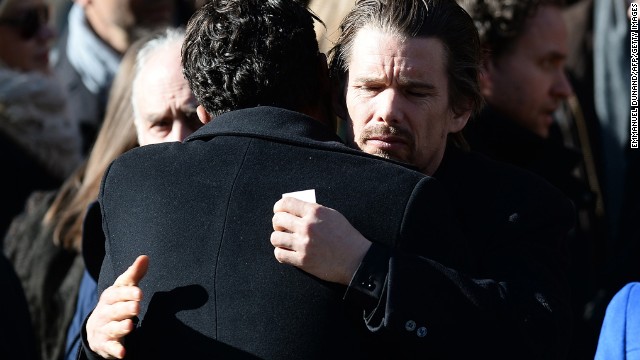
<box><xmin>86</xmin><ymin>255</ymin><xmax>149</xmax><ymax>359</ymax></box>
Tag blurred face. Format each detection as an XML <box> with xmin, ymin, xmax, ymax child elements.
<box><xmin>344</xmin><ymin>28</ymin><xmax>469</xmax><ymax>176</ymax></box>
<box><xmin>130</xmin><ymin>0</ymin><xmax>175</xmax><ymax>27</ymax></box>
<box><xmin>89</xmin><ymin>0</ymin><xmax>174</xmax><ymax>32</ymax></box>
<box><xmin>80</xmin><ymin>0</ymin><xmax>176</xmax><ymax>54</ymax></box>
<box><xmin>481</xmin><ymin>6</ymin><xmax>572</xmax><ymax>138</ymax></box>
<box><xmin>0</xmin><ymin>0</ymin><xmax>55</xmax><ymax>73</ymax></box>
<box><xmin>133</xmin><ymin>43</ymin><xmax>202</xmax><ymax>146</ymax></box>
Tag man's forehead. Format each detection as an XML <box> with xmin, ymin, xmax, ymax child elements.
<box><xmin>348</xmin><ymin>29</ymin><xmax>447</xmax><ymax>78</ymax></box>
<box><xmin>513</xmin><ymin>6</ymin><xmax>567</xmax><ymax>55</ymax></box>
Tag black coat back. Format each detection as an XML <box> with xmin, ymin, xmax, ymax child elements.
<box><xmin>93</xmin><ymin>107</ymin><xmax>465</xmax><ymax>359</ymax></box>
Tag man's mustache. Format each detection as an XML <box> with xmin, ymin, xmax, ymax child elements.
<box><xmin>359</xmin><ymin>125</ymin><xmax>415</xmax><ymax>148</ymax></box>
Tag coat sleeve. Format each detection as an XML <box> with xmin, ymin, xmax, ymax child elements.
<box><xmin>345</xmin><ymin>176</ymin><xmax>574</xmax><ymax>359</ymax></box>
<box><xmin>79</xmin><ymin>163</ymin><xmax>121</xmax><ymax>360</ymax></box>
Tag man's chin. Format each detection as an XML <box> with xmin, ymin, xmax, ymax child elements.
<box><xmin>368</xmin><ymin>149</ymin><xmax>407</xmax><ymax>163</ymax></box>
<box><xmin>533</xmin><ymin>125</ymin><xmax>550</xmax><ymax>139</ymax></box>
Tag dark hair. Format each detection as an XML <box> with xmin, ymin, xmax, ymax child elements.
<box><xmin>459</xmin><ymin>0</ymin><xmax>565</xmax><ymax>59</ymax></box>
<box><xmin>329</xmin><ymin>0</ymin><xmax>483</xmax><ymax>120</ymax></box>
<box><xmin>182</xmin><ymin>0</ymin><xmax>322</xmax><ymax>116</ymax></box>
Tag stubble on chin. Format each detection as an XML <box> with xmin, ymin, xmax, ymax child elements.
<box><xmin>356</xmin><ymin>125</ymin><xmax>415</xmax><ymax>164</ymax></box>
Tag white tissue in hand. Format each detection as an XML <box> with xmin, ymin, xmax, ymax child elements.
<box><xmin>282</xmin><ymin>189</ymin><xmax>316</xmax><ymax>203</ymax></box>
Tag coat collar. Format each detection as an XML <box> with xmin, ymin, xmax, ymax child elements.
<box><xmin>186</xmin><ymin>106</ymin><xmax>421</xmax><ymax>171</ymax></box>
<box><xmin>186</xmin><ymin>106</ymin><xmax>346</xmax><ymax>148</ymax></box>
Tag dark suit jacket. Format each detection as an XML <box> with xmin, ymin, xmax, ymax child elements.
<box><xmin>463</xmin><ymin>105</ymin><xmax>598</xmax><ymax>359</ymax></box>
<box><xmin>82</xmin><ymin>106</ymin><xmax>468</xmax><ymax>359</ymax></box>
<box><xmin>345</xmin><ymin>145</ymin><xmax>575</xmax><ymax>359</ymax></box>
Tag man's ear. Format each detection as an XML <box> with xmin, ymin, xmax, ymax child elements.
<box><xmin>479</xmin><ymin>56</ymin><xmax>494</xmax><ymax>98</ymax></box>
<box><xmin>449</xmin><ymin>108</ymin><xmax>471</xmax><ymax>133</ymax></box>
<box><xmin>197</xmin><ymin>105</ymin><xmax>212</xmax><ymax>124</ymax></box>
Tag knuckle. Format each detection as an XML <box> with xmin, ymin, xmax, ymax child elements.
<box><xmin>307</xmin><ymin>203</ymin><xmax>322</xmax><ymax>217</ymax></box>
<box><xmin>129</xmin><ymin>301</ymin><xmax>140</xmax><ymax>315</ymax></box>
<box><xmin>273</xmin><ymin>248</ymin><xmax>285</xmax><ymax>263</ymax></box>
<box><xmin>297</xmin><ymin>233</ymin><xmax>311</xmax><ymax>246</ymax></box>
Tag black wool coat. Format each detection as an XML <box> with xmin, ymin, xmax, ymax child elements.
<box><xmin>82</xmin><ymin>106</ymin><xmax>467</xmax><ymax>359</ymax></box>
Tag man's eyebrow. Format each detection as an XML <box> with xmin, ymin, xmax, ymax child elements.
<box><xmin>351</xmin><ymin>75</ymin><xmax>436</xmax><ymax>89</ymax></box>
<box><xmin>396</xmin><ymin>74</ymin><xmax>437</xmax><ymax>90</ymax></box>
<box><xmin>352</xmin><ymin>75</ymin><xmax>387</xmax><ymax>84</ymax></box>
<box><xmin>545</xmin><ymin>50</ymin><xmax>567</xmax><ymax>62</ymax></box>
<box><xmin>144</xmin><ymin>118</ymin><xmax>160</xmax><ymax>124</ymax></box>
<box><xmin>143</xmin><ymin>112</ymin><xmax>165</xmax><ymax>123</ymax></box>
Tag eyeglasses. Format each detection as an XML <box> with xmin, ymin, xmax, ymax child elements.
<box><xmin>0</xmin><ymin>6</ymin><xmax>50</xmax><ymax>40</ymax></box>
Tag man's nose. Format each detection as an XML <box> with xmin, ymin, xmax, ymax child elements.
<box><xmin>168</xmin><ymin>121</ymin><xmax>192</xmax><ymax>142</ymax></box>
<box><xmin>551</xmin><ymin>70</ymin><xmax>573</xmax><ymax>99</ymax></box>
<box><xmin>373</xmin><ymin>88</ymin><xmax>403</xmax><ymax>125</ymax></box>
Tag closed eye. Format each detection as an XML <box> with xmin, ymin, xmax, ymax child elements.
<box><xmin>151</xmin><ymin>120</ymin><xmax>171</xmax><ymax>129</ymax></box>
<box><xmin>405</xmin><ymin>89</ymin><xmax>431</xmax><ymax>98</ymax></box>
<box><xmin>354</xmin><ymin>84</ymin><xmax>384</xmax><ymax>92</ymax></box>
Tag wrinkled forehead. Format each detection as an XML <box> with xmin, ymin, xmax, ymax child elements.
<box><xmin>348</xmin><ymin>26</ymin><xmax>446</xmax><ymax>71</ymax></box>
<box><xmin>134</xmin><ymin>44</ymin><xmax>193</xmax><ymax>106</ymax></box>
<box><xmin>344</xmin><ymin>24</ymin><xmax>406</xmax><ymax>60</ymax></box>
<box><xmin>347</xmin><ymin>28</ymin><xmax>449</xmax><ymax>88</ymax></box>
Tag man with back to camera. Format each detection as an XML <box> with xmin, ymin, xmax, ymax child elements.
<box><xmin>79</xmin><ymin>0</ymin><xmax>474</xmax><ymax>358</ymax></box>
<box><xmin>84</xmin><ymin>0</ymin><xmax>575</xmax><ymax>359</ymax></box>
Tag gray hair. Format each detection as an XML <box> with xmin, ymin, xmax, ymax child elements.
<box><xmin>131</xmin><ymin>27</ymin><xmax>186</xmax><ymax>121</ymax></box>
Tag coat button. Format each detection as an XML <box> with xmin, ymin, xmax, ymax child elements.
<box><xmin>416</xmin><ymin>326</ymin><xmax>428</xmax><ymax>337</ymax></box>
<box><xmin>364</xmin><ymin>281</ymin><xmax>375</xmax><ymax>290</ymax></box>
<box><xmin>361</xmin><ymin>276</ymin><xmax>376</xmax><ymax>291</ymax></box>
<box><xmin>405</xmin><ymin>320</ymin><xmax>416</xmax><ymax>331</ymax></box>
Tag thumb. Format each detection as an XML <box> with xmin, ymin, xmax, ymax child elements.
<box><xmin>114</xmin><ymin>255</ymin><xmax>149</xmax><ymax>287</ymax></box>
